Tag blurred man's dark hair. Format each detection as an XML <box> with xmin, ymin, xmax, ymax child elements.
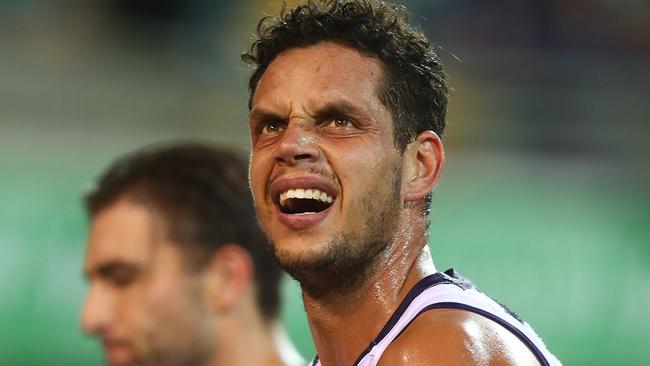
<box><xmin>85</xmin><ymin>142</ymin><xmax>281</xmax><ymax>320</ymax></box>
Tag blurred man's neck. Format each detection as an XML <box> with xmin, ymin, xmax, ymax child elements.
<box><xmin>214</xmin><ymin>302</ymin><xmax>301</xmax><ymax>366</ymax></box>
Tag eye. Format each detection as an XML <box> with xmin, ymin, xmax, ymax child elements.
<box><xmin>97</xmin><ymin>263</ymin><xmax>140</xmax><ymax>288</ymax></box>
<box><xmin>332</xmin><ymin>117</ymin><xmax>351</xmax><ymax>127</ymax></box>
<box><xmin>324</xmin><ymin>116</ymin><xmax>355</xmax><ymax>128</ymax></box>
<box><xmin>259</xmin><ymin>120</ymin><xmax>283</xmax><ymax>134</ymax></box>
<box><xmin>110</xmin><ymin>267</ymin><xmax>138</xmax><ymax>288</ymax></box>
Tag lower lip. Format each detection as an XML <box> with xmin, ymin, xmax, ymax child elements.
<box><xmin>105</xmin><ymin>343</ymin><xmax>132</xmax><ymax>365</ymax></box>
<box><xmin>275</xmin><ymin>205</ymin><xmax>332</xmax><ymax>231</ymax></box>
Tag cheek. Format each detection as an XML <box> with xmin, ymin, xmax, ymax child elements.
<box><xmin>250</xmin><ymin>155</ymin><xmax>271</xmax><ymax>199</ymax></box>
<box><xmin>336</xmin><ymin>149</ymin><xmax>396</xmax><ymax>188</ymax></box>
<box><xmin>147</xmin><ymin>268</ymin><xmax>196</xmax><ymax>307</ymax></box>
<box><xmin>249</xmin><ymin>161</ymin><xmax>271</xmax><ymax>220</ymax></box>
<box><xmin>111</xmin><ymin>287</ymin><xmax>156</xmax><ymax>351</ymax></box>
<box><xmin>337</xmin><ymin>152</ymin><xmax>402</xmax><ymax>215</ymax></box>
<box><xmin>135</xmin><ymin>281</ymin><xmax>201</xmax><ymax>342</ymax></box>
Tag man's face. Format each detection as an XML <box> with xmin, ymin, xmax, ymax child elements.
<box><xmin>81</xmin><ymin>198</ymin><xmax>214</xmax><ymax>366</ymax></box>
<box><xmin>248</xmin><ymin>42</ymin><xmax>405</xmax><ymax>290</ymax></box>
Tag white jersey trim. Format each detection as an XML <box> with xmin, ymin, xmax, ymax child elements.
<box><xmin>312</xmin><ymin>271</ymin><xmax>561</xmax><ymax>366</ymax></box>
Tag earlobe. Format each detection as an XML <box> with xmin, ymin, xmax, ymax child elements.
<box><xmin>202</xmin><ymin>244</ymin><xmax>254</xmax><ymax>313</ymax></box>
<box><xmin>403</xmin><ymin>131</ymin><xmax>444</xmax><ymax>202</ymax></box>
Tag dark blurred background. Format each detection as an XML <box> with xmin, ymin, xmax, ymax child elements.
<box><xmin>0</xmin><ymin>0</ymin><xmax>648</xmax><ymax>364</ymax></box>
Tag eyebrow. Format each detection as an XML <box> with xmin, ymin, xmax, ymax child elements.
<box><xmin>249</xmin><ymin>107</ymin><xmax>285</xmax><ymax>124</ymax></box>
<box><xmin>85</xmin><ymin>261</ymin><xmax>140</xmax><ymax>280</ymax></box>
<box><xmin>250</xmin><ymin>100</ymin><xmax>367</xmax><ymax>122</ymax></box>
<box><xmin>316</xmin><ymin>100</ymin><xmax>366</xmax><ymax>118</ymax></box>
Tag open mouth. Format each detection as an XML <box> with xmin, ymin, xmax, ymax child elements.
<box><xmin>278</xmin><ymin>188</ymin><xmax>334</xmax><ymax>214</ymax></box>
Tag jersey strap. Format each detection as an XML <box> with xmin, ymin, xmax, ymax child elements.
<box><xmin>313</xmin><ymin>269</ymin><xmax>561</xmax><ymax>366</ymax></box>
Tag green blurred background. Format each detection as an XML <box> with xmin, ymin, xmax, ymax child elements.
<box><xmin>1</xmin><ymin>0</ymin><xmax>648</xmax><ymax>365</ymax></box>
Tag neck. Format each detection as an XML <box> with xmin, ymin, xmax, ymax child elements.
<box><xmin>212</xmin><ymin>303</ymin><xmax>302</xmax><ymax>366</ymax></box>
<box><xmin>303</xmin><ymin>222</ymin><xmax>436</xmax><ymax>366</ymax></box>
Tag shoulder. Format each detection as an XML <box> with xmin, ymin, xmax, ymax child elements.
<box><xmin>377</xmin><ymin>308</ymin><xmax>541</xmax><ymax>366</ymax></box>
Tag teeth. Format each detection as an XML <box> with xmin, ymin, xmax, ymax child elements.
<box><xmin>279</xmin><ymin>188</ymin><xmax>334</xmax><ymax>206</ymax></box>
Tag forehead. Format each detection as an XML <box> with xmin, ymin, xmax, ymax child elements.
<box><xmin>85</xmin><ymin>198</ymin><xmax>166</xmax><ymax>271</ymax></box>
<box><xmin>253</xmin><ymin>42</ymin><xmax>385</xmax><ymax>110</ymax></box>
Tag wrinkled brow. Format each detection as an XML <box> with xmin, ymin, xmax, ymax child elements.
<box><xmin>249</xmin><ymin>107</ymin><xmax>285</xmax><ymax>123</ymax></box>
<box><xmin>250</xmin><ymin>100</ymin><xmax>367</xmax><ymax>122</ymax></box>
<box><xmin>313</xmin><ymin>100</ymin><xmax>366</xmax><ymax>119</ymax></box>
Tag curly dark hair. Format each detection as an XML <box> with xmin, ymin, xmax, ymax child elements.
<box><xmin>242</xmin><ymin>0</ymin><xmax>448</xmax><ymax>151</ymax></box>
<box><xmin>85</xmin><ymin>143</ymin><xmax>282</xmax><ymax>321</ymax></box>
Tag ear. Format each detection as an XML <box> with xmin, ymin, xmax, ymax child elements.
<box><xmin>402</xmin><ymin>131</ymin><xmax>444</xmax><ymax>202</ymax></box>
<box><xmin>201</xmin><ymin>244</ymin><xmax>254</xmax><ymax>313</ymax></box>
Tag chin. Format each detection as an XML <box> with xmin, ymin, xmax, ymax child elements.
<box><xmin>271</xmin><ymin>236</ymin><xmax>319</xmax><ymax>264</ymax></box>
<box><xmin>106</xmin><ymin>352</ymin><xmax>134</xmax><ymax>366</ymax></box>
<box><xmin>273</xmin><ymin>231</ymin><xmax>387</xmax><ymax>300</ymax></box>
<box><xmin>268</xmin><ymin>222</ymin><xmax>323</xmax><ymax>247</ymax></box>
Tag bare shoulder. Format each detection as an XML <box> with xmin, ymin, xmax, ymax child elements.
<box><xmin>377</xmin><ymin>308</ymin><xmax>541</xmax><ymax>366</ymax></box>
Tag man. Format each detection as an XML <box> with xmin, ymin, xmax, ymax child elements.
<box><xmin>242</xmin><ymin>1</ymin><xmax>561</xmax><ymax>365</ymax></box>
<box><xmin>81</xmin><ymin>143</ymin><xmax>303</xmax><ymax>366</ymax></box>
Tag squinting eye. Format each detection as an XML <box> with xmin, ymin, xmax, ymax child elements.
<box><xmin>261</xmin><ymin>121</ymin><xmax>283</xmax><ymax>134</ymax></box>
<box><xmin>328</xmin><ymin>117</ymin><xmax>353</xmax><ymax>128</ymax></box>
<box><xmin>333</xmin><ymin>118</ymin><xmax>350</xmax><ymax>127</ymax></box>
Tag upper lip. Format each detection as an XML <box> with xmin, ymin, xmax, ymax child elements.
<box><xmin>101</xmin><ymin>336</ymin><xmax>130</xmax><ymax>350</ymax></box>
<box><xmin>269</xmin><ymin>175</ymin><xmax>338</xmax><ymax>207</ymax></box>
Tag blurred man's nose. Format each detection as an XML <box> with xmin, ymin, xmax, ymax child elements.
<box><xmin>273</xmin><ymin>122</ymin><xmax>321</xmax><ymax>166</ymax></box>
<box><xmin>80</xmin><ymin>284</ymin><xmax>112</xmax><ymax>335</ymax></box>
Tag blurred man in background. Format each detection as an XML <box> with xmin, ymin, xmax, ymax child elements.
<box><xmin>80</xmin><ymin>143</ymin><xmax>303</xmax><ymax>366</ymax></box>
<box><xmin>243</xmin><ymin>1</ymin><xmax>560</xmax><ymax>365</ymax></box>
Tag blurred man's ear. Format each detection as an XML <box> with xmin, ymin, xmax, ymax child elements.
<box><xmin>201</xmin><ymin>244</ymin><xmax>254</xmax><ymax>313</ymax></box>
<box><xmin>402</xmin><ymin>130</ymin><xmax>444</xmax><ymax>202</ymax></box>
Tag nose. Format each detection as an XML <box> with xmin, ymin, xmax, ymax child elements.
<box><xmin>80</xmin><ymin>284</ymin><xmax>112</xmax><ymax>335</ymax></box>
<box><xmin>273</xmin><ymin>122</ymin><xmax>320</xmax><ymax>166</ymax></box>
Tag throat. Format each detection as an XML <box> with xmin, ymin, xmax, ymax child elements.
<box><xmin>301</xmin><ymin>274</ymin><xmax>397</xmax><ymax>366</ymax></box>
<box><xmin>300</xmin><ymin>246</ymin><xmax>436</xmax><ymax>366</ymax></box>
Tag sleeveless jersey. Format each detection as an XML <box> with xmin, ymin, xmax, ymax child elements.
<box><xmin>311</xmin><ymin>269</ymin><xmax>561</xmax><ymax>366</ymax></box>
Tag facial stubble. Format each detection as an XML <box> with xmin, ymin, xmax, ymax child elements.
<box><xmin>269</xmin><ymin>166</ymin><xmax>403</xmax><ymax>301</ymax></box>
